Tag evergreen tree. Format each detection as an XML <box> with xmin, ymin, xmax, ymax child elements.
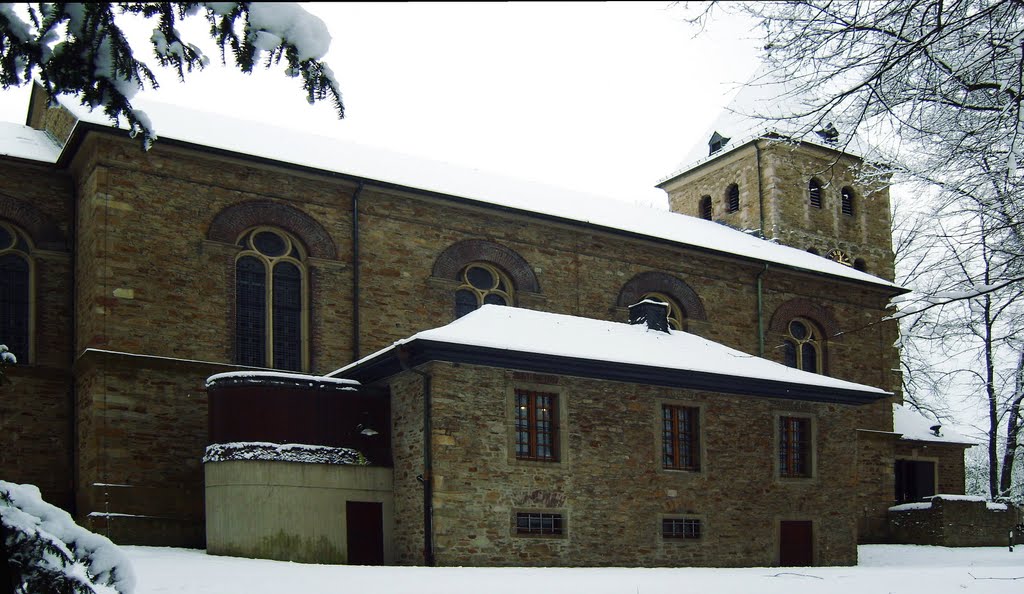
<box><xmin>0</xmin><ymin>3</ymin><xmax>343</xmax><ymax>149</ymax></box>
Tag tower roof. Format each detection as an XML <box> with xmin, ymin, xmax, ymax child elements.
<box><xmin>659</xmin><ymin>66</ymin><xmax>883</xmax><ymax>184</ymax></box>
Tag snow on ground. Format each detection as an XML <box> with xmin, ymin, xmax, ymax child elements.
<box><xmin>124</xmin><ymin>545</ymin><xmax>1022</xmax><ymax>594</ymax></box>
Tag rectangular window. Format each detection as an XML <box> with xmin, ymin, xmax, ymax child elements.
<box><xmin>779</xmin><ymin>416</ymin><xmax>812</xmax><ymax>478</ymax></box>
<box><xmin>515</xmin><ymin>389</ymin><xmax>558</xmax><ymax>461</ymax></box>
<box><xmin>515</xmin><ymin>512</ymin><xmax>564</xmax><ymax>536</ymax></box>
<box><xmin>662</xmin><ymin>518</ymin><xmax>702</xmax><ymax>540</ymax></box>
<box><xmin>662</xmin><ymin>405</ymin><xmax>700</xmax><ymax>471</ymax></box>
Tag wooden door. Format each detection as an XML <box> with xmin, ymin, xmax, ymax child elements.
<box><xmin>346</xmin><ymin>501</ymin><xmax>384</xmax><ymax>565</ymax></box>
<box><xmin>779</xmin><ymin>520</ymin><xmax>814</xmax><ymax>566</ymax></box>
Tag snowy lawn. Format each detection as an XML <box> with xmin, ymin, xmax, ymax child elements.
<box><xmin>125</xmin><ymin>545</ymin><xmax>1023</xmax><ymax>594</ymax></box>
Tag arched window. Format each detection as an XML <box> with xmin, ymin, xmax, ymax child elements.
<box><xmin>841</xmin><ymin>187</ymin><xmax>855</xmax><ymax>216</ymax></box>
<box><xmin>783</xmin><ymin>318</ymin><xmax>823</xmax><ymax>374</ymax></box>
<box><xmin>808</xmin><ymin>178</ymin><xmax>823</xmax><ymax>209</ymax></box>
<box><xmin>641</xmin><ymin>292</ymin><xmax>686</xmax><ymax>331</ymax></box>
<box><xmin>853</xmin><ymin>258</ymin><xmax>867</xmax><ymax>272</ymax></box>
<box><xmin>454</xmin><ymin>262</ymin><xmax>514</xmax><ymax>319</ymax></box>
<box><xmin>0</xmin><ymin>221</ymin><xmax>31</xmax><ymax>363</ymax></box>
<box><xmin>725</xmin><ymin>184</ymin><xmax>740</xmax><ymax>213</ymax></box>
<box><xmin>699</xmin><ymin>195</ymin><xmax>712</xmax><ymax>220</ymax></box>
<box><xmin>235</xmin><ymin>227</ymin><xmax>307</xmax><ymax>371</ymax></box>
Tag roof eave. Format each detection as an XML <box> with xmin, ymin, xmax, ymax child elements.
<box><xmin>338</xmin><ymin>338</ymin><xmax>890</xmax><ymax>406</ymax></box>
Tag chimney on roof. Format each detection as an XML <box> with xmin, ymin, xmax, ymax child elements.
<box><xmin>628</xmin><ymin>299</ymin><xmax>671</xmax><ymax>333</ymax></box>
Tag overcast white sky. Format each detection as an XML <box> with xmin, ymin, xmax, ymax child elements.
<box><xmin>0</xmin><ymin>2</ymin><xmax>764</xmax><ymax>207</ymax></box>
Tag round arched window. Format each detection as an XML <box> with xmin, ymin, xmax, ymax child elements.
<box><xmin>641</xmin><ymin>292</ymin><xmax>685</xmax><ymax>331</ymax></box>
<box><xmin>0</xmin><ymin>221</ymin><xmax>32</xmax><ymax>363</ymax></box>
<box><xmin>783</xmin><ymin>318</ymin><xmax>823</xmax><ymax>374</ymax></box>
<box><xmin>235</xmin><ymin>228</ymin><xmax>307</xmax><ymax>371</ymax></box>
<box><xmin>454</xmin><ymin>262</ymin><xmax>514</xmax><ymax>318</ymax></box>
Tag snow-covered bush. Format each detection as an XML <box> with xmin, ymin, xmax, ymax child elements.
<box><xmin>0</xmin><ymin>481</ymin><xmax>135</xmax><ymax>594</ymax></box>
<box><xmin>0</xmin><ymin>344</ymin><xmax>15</xmax><ymax>385</ymax></box>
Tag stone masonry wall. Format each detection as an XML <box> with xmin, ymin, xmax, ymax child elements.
<box><xmin>663</xmin><ymin>140</ymin><xmax>895</xmax><ymax>281</ymax></box>
<box><xmin>889</xmin><ymin>497</ymin><xmax>1022</xmax><ymax>547</ymax></box>
<box><xmin>389</xmin><ymin>362</ymin><xmax>874</xmax><ymax>567</ymax></box>
<box><xmin>0</xmin><ymin>157</ymin><xmax>75</xmax><ymax>510</ymax></box>
<box><xmin>74</xmin><ymin>349</ymin><xmax>236</xmax><ymax>547</ymax></box>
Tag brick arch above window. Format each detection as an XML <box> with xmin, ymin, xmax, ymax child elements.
<box><xmin>207</xmin><ymin>200</ymin><xmax>337</xmax><ymax>260</ymax></box>
<box><xmin>0</xmin><ymin>192</ymin><xmax>66</xmax><ymax>250</ymax></box>
<box><xmin>431</xmin><ymin>239</ymin><xmax>540</xmax><ymax>293</ymax></box>
<box><xmin>616</xmin><ymin>271</ymin><xmax>707</xmax><ymax>321</ymax></box>
<box><xmin>768</xmin><ymin>298</ymin><xmax>843</xmax><ymax>342</ymax></box>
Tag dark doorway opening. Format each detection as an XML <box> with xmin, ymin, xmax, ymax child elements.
<box><xmin>346</xmin><ymin>501</ymin><xmax>384</xmax><ymax>565</ymax></box>
<box><xmin>779</xmin><ymin>520</ymin><xmax>814</xmax><ymax>566</ymax></box>
<box><xmin>895</xmin><ymin>459</ymin><xmax>936</xmax><ymax>504</ymax></box>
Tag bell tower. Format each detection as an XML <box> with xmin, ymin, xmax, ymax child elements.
<box><xmin>658</xmin><ymin>128</ymin><xmax>896</xmax><ymax>282</ymax></box>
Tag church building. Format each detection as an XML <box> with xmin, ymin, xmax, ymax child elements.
<box><xmin>0</xmin><ymin>83</ymin><xmax>972</xmax><ymax>567</ymax></box>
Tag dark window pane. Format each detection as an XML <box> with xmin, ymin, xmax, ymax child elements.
<box><xmin>802</xmin><ymin>343</ymin><xmax>818</xmax><ymax>374</ymax></box>
<box><xmin>0</xmin><ymin>254</ymin><xmax>30</xmax><ymax>360</ymax></box>
<box><xmin>0</xmin><ymin>227</ymin><xmax>12</xmax><ymax>250</ymax></box>
<box><xmin>663</xmin><ymin>518</ymin><xmax>702</xmax><ymax>539</ymax></box>
<box><xmin>783</xmin><ymin>340</ymin><xmax>797</xmax><ymax>368</ymax></box>
<box><xmin>466</xmin><ymin>265</ymin><xmax>495</xmax><ymax>290</ymax></box>
<box><xmin>454</xmin><ymin>289</ymin><xmax>478</xmax><ymax>319</ymax></box>
<box><xmin>789</xmin><ymin>320</ymin><xmax>808</xmax><ymax>340</ymax></box>
<box><xmin>841</xmin><ymin>188</ymin><xmax>855</xmax><ymax>216</ymax></box>
<box><xmin>235</xmin><ymin>256</ymin><xmax>266</xmax><ymax>367</ymax></box>
<box><xmin>272</xmin><ymin>262</ymin><xmax>302</xmax><ymax>371</ymax></box>
<box><xmin>483</xmin><ymin>293</ymin><xmax>506</xmax><ymax>306</ymax></box>
<box><xmin>699</xmin><ymin>196</ymin><xmax>712</xmax><ymax>220</ymax></box>
<box><xmin>809</xmin><ymin>180</ymin><xmax>822</xmax><ymax>208</ymax></box>
<box><xmin>516</xmin><ymin>512</ymin><xmax>563</xmax><ymax>535</ymax></box>
<box><xmin>727</xmin><ymin>184</ymin><xmax>740</xmax><ymax>212</ymax></box>
<box><xmin>253</xmin><ymin>231</ymin><xmax>287</xmax><ymax>257</ymax></box>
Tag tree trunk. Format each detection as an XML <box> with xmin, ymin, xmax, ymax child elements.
<box><xmin>985</xmin><ymin>294</ymin><xmax>1000</xmax><ymax>499</ymax></box>
<box><xmin>999</xmin><ymin>349</ymin><xmax>1024</xmax><ymax>497</ymax></box>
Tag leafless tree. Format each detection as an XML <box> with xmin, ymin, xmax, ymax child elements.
<box><xmin>678</xmin><ymin>0</ymin><xmax>1024</xmax><ymax>498</ymax></box>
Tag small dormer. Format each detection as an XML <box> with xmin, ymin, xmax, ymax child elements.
<box><xmin>708</xmin><ymin>131</ymin><xmax>731</xmax><ymax>156</ymax></box>
<box><xmin>815</xmin><ymin>123</ymin><xmax>839</xmax><ymax>144</ymax></box>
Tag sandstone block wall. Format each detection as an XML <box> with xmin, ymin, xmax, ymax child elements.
<box><xmin>889</xmin><ymin>498</ymin><xmax>1022</xmax><ymax>547</ymax></box>
<box><xmin>389</xmin><ymin>362</ymin><xmax>873</xmax><ymax>567</ymax></box>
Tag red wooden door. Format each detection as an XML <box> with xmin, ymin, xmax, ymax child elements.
<box><xmin>779</xmin><ymin>520</ymin><xmax>814</xmax><ymax>566</ymax></box>
<box><xmin>346</xmin><ymin>501</ymin><xmax>384</xmax><ymax>565</ymax></box>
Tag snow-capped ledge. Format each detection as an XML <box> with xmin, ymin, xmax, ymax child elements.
<box><xmin>205</xmin><ymin>370</ymin><xmax>360</xmax><ymax>390</ymax></box>
<box><xmin>889</xmin><ymin>494</ymin><xmax>1008</xmax><ymax>512</ymax></box>
<box><xmin>203</xmin><ymin>442</ymin><xmax>368</xmax><ymax>466</ymax></box>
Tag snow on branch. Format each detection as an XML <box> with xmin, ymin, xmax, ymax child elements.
<box><xmin>0</xmin><ymin>2</ymin><xmax>343</xmax><ymax>150</ymax></box>
<box><xmin>0</xmin><ymin>480</ymin><xmax>136</xmax><ymax>594</ymax></box>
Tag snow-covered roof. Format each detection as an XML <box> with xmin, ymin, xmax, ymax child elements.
<box><xmin>38</xmin><ymin>93</ymin><xmax>901</xmax><ymax>292</ymax></box>
<box><xmin>659</xmin><ymin>67</ymin><xmax>882</xmax><ymax>183</ymax></box>
<box><xmin>331</xmin><ymin>304</ymin><xmax>889</xmax><ymax>401</ymax></box>
<box><xmin>893</xmin><ymin>404</ymin><xmax>975</xmax><ymax>445</ymax></box>
<box><xmin>0</xmin><ymin>121</ymin><xmax>62</xmax><ymax>162</ymax></box>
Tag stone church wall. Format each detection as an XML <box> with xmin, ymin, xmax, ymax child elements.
<box><xmin>1</xmin><ymin>110</ymin><xmax>903</xmax><ymax>552</ymax></box>
<box><xmin>390</xmin><ymin>362</ymin><xmax>866</xmax><ymax>567</ymax></box>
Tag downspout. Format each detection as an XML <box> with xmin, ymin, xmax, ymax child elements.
<box><xmin>754</xmin><ymin>138</ymin><xmax>766</xmax><ymax>239</ymax></box>
<box><xmin>754</xmin><ymin>139</ymin><xmax>768</xmax><ymax>358</ymax></box>
<box><xmin>757</xmin><ymin>264</ymin><xmax>769</xmax><ymax>358</ymax></box>
<box><xmin>397</xmin><ymin>345</ymin><xmax>435</xmax><ymax>567</ymax></box>
<box><xmin>351</xmin><ymin>182</ymin><xmax>365</xmax><ymax>360</ymax></box>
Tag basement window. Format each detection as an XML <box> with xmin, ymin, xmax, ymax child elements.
<box><xmin>515</xmin><ymin>512</ymin><xmax>565</xmax><ymax>536</ymax></box>
<box><xmin>662</xmin><ymin>517</ymin><xmax>703</xmax><ymax>540</ymax></box>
